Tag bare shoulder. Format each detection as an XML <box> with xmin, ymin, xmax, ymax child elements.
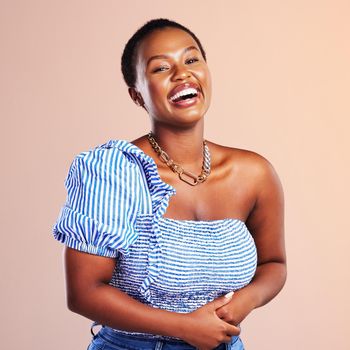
<box><xmin>208</xmin><ymin>140</ymin><xmax>282</xmax><ymax>193</ymax></box>
<box><xmin>208</xmin><ymin>140</ymin><xmax>275</xmax><ymax>172</ymax></box>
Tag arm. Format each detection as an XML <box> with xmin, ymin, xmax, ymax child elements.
<box><xmin>216</xmin><ymin>157</ymin><xmax>287</xmax><ymax>325</ymax></box>
<box><xmin>64</xmin><ymin>247</ymin><xmax>183</xmax><ymax>337</ymax></box>
<box><xmin>64</xmin><ymin>247</ymin><xmax>239</xmax><ymax>348</ymax></box>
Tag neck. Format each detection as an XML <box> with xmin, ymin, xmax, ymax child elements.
<box><xmin>149</xmin><ymin>122</ymin><xmax>206</xmax><ymax>170</ymax></box>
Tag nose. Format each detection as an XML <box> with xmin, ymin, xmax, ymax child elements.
<box><xmin>172</xmin><ymin>64</ymin><xmax>191</xmax><ymax>81</ymax></box>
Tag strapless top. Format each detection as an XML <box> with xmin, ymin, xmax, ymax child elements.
<box><xmin>53</xmin><ymin>139</ymin><xmax>257</xmax><ymax>340</ymax></box>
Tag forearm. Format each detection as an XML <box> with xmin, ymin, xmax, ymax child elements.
<box><xmin>68</xmin><ymin>283</ymin><xmax>185</xmax><ymax>338</ymax></box>
<box><xmin>236</xmin><ymin>261</ymin><xmax>287</xmax><ymax>310</ymax></box>
<box><xmin>215</xmin><ymin>261</ymin><xmax>286</xmax><ymax>326</ymax></box>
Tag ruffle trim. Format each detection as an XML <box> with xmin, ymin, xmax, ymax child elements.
<box><xmin>100</xmin><ymin>139</ymin><xmax>176</xmax><ymax>302</ymax></box>
<box><xmin>53</xmin><ymin>205</ymin><xmax>140</xmax><ymax>257</ymax></box>
<box><xmin>53</xmin><ymin>230</ymin><xmax>118</xmax><ymax>258</ymax></box>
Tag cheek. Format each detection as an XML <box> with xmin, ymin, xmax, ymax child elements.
<box><xmin>139</xmin><ymin>81</ymin><xmax>167</xmax><ymax>116</ymax></box>
<box><xmin>204</xmin><ymin>67</ymin><xmax>212</xmax><ymax>90</ymax></box>
<box><xmin>198</xmin><ymin>67</ymin><xmax>212</xmax><ymax>100</ymax></box>
<box><xmin>147</xmin><ymin>79</ymin><xmax>169</xmax><ymax>104</ymax></box>
<box><xmin>149</xmin><ymin>82</ymin><xmax>164</xmax><ymax>97</ymax></box>
<box><xmin>195</xmin><ymin>65</ymin><xmax>211</xmax><ymax>85</ymax></box>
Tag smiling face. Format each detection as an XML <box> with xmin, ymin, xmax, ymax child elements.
<box><xmin>131</xmin><ymin>27</ymin><xmax>212</xmax><ymax>127</ymax></box>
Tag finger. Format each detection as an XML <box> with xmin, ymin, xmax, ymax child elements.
<box><xmin>222</xmin><ymin>334</ymin><xmax>233</xmax><ymax>343</ymax></box>
<box><xmin>226</xmin><ymin>322</ymin><xmax>241</xmax><ymax>336</ymax></box>
<box><xmin>211</xmin><ymin>291</ymin><xmax>234</xmax><ymax>310</ymax></box>
<box><xmin>215</xmin><ymin>306</ymin><xmax>227</xmax><ymax>319</ymax></box>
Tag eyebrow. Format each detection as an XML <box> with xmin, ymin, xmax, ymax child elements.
<box><xmin>146</xmin><ymin>46</ymin><xmax>199</xmax><ymax>66</ymax></box>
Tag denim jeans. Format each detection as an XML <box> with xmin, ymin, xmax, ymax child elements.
<box><xmin>87</xmin><ymin>323</ymin><xmax>245</xmax><ymax>350</ymax></box>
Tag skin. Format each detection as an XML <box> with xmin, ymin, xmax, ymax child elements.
<box><xmin>64</xmin><ymin>27</ymin><xmax>286</xmax><ymax>350</ymax></box>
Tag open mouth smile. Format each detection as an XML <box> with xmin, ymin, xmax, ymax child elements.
<box><xmin>168</xmin><ymin>83</ymin><xmax>201</xmax><ymax>108</ymax></box>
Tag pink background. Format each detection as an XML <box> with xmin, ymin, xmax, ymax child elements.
<box><xmin>1</xmin><ymin>1</ymin><xmax>349</xmax><ymax>349</ymax></box>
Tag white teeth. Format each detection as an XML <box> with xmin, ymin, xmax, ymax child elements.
<box><xmin>169</xmin><ymin>87</ymin><xmax>198</xmax><ymax>101</ymax></box>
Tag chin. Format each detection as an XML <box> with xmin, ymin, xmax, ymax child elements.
<box><xmin>171</xmin><ymin>112</ymin><xmax>205</xmax><ymax>127</ymax></box>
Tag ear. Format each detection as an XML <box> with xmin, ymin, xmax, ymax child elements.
<box><xmin>128</xmin><ymin>87</ymin><xmax>144</xmax><ymax>107</ymax></box>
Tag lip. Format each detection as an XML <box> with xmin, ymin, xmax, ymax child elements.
<box><xmin>170</xmin><ymin>95</ymin><xmax>199</xmax><ymax>108</ymax></box>
<box><xmin>167</xmin><ymin>82</ymin><xmax>201</xmax><ymax>101</ymax></box>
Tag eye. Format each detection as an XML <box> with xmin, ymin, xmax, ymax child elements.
<box><xmin>152</xmin><ymin>65</ymin><xmax>169</xmax><ymax>73</ymax></box>
<box><xmin>186</xmin><ymin>57</ymin><xmax>199</xmax><ymax>64</ymax></box>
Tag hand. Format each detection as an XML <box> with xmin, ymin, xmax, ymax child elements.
<box><xmin>180</xmin><ymin>293</ymin><xmax>241</xmax><ymax>350</ymax></box>
<box><xmin>215</xmin><ymin>290</ymin><xmax>255</xmax><ymax>326</ymax></box>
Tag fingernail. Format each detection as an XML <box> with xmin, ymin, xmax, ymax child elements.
<box><xmin>224</xmin><ymin>291</ymin><xmax>234</xmax><ymax>299</ymax></box>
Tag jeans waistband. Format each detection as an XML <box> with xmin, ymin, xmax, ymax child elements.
<box><xmin>92</xmin><ymin>323</ymin><xmax>239</xmax><ymax>349</ymax></box>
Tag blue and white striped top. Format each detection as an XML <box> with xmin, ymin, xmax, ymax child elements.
<box><xmin>53</xmin><ymin>139</ymin><xmax>257</xmax><ymax>340</ymax></box>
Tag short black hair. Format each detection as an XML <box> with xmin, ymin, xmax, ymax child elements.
<box><xmin>121</xmin><ymin>18</ymin><xmax>207</xmax><ymax>88</ymax></box>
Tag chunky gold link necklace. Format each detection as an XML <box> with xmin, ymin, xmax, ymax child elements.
<box><xmin>147</xmin><ymin>131</ymin><xmax>211</xmax><ymax>186</ymax></box>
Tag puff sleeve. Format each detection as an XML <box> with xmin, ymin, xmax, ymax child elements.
<box><xmin>52</xmin><ymin>148</ymin><xmax>143</xmax><ymax>257</ymax></box>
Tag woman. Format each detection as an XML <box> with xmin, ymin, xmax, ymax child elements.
<box><xmin>53</xmin><ymin>18</ymin><xmax>286</xmax><ymax>350</ymax></box>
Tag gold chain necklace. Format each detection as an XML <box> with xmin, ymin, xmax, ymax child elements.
<box><xmin>147</xmin><ymin>131</ymin><xmax>211</xmax><ymax>186</ymax></box>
